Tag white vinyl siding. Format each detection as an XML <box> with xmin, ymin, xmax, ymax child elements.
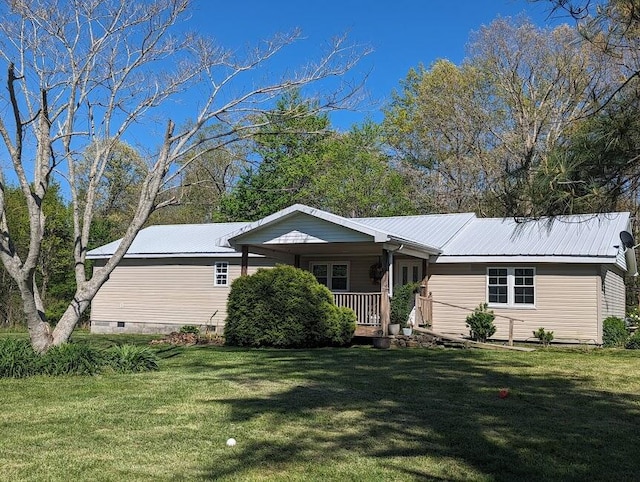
<box><xmin>600</xmin><ymin>266</ymin><xmax>626</xmax><ymax>320</ymax></box>
<box><xmin>90</xmin><ymin>257</ymin><xmax>274</xmax><ymax>333</ymax></box>
<box><xmin>429</xmin><ymin>264</ymin><xmax>600</xmax><ymax>343</ymax></box>
<box><xmin>237</xmin><ymin>212</ymin><xmax>373</xmax><ymax>244</ymax></box>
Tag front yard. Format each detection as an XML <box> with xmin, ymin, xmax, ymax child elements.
<box><xmin>1</xmin><ymin>336</ymin><xmax>639</xmax><ymax>481</ymax></box>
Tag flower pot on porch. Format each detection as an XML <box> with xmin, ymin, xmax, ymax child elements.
<box><xmin>402</xmin><ymin>327</ymin><xmax>413</xmax><ymax>336</ymax></box>
<box><xmin>388</xmin><ymin>323</ymin><xmax>400</xmax><ymax>335</ymax></box>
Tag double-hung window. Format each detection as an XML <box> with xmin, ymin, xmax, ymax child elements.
<box><xmin>214</xmin><ymin>261</ymin><xmax>229</xmax><ymax>286</ymax></box>
<box><xmin>310</xmin><ymin>262</ymin><xmax>349</xmax><ymax>291</ymax></box>
<box><xmin>487</xmin><ymin>267</ymin><xmax>535</xmax><ymax>307</ymax></box>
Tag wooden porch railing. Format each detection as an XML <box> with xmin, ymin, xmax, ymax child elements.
<box><xmin>333</xmin><ymin>292</ymin><xmax>382</xmax><ymax>326</ymax></box>
<box><xmin>414</xmin><ymin>292</ymin><xmax>433</xmax><ymax>326</ymax></box>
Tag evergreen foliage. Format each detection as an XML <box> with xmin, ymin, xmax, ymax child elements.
<box><xmin>603</xmin><ymin>316</ymin><xmax>628</xmax><ymax>347</ymax></box>
<box><xmin>390</xmin><ymin>282</ymin><xmax>420</xmax><ymax>327</ymax></box>
<box><xmin>224</xmin><ymin>265</ymin><xmax>355</xmax><ymax>347</ymax></box>
<box><xmin>465</xmin><ymin>304</ymin><xmax>497</xmax><ymax>343</ymax></box>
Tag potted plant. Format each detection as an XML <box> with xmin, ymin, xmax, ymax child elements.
<box><xmin>391</xmin><ymin>282</ymin><xmax>419</xmax><ymax>337</ymax></box>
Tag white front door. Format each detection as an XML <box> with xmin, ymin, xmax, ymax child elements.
<box><xmin>396</xmin><ymin>260</ymin><xmax>422</xmax><ymax>287</ymax></box>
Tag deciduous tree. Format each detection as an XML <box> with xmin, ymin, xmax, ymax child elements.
<box><xmin>0</xmin><ymin>0</ymin><xmax>365</xmax><ymax>351</ymax></box>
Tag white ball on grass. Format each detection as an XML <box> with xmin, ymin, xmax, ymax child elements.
<box><xmin>226</xmin><ymin>438</ymin><xmax>237</xmax><ymax>447</ymax></box>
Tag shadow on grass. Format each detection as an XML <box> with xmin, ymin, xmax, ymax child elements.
<box><xmin>186</xmin><ymin>348</ymin><xmax>639</xmax><ymax>481</ymax></box>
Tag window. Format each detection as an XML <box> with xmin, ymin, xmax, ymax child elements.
<box><xmin>214</xmin><ymin>262</ymin><xmax>229</xmax><ymax>286</ymax></box>
<box><xmin>487</xmin><ymin>267</ymin><xmax>535</xmax><ymax>307</ymax></box>
<box><xmin>310</xmin><ymin>262</ymin><xmax>349</xmax><ymax>291</ymax></box>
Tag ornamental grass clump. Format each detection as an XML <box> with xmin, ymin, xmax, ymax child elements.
<box><xmin>0</xmin><ymin>340</ymin><xmax>159</xmax><ymax>378</ymax></box>
<box><xmin>0</xmin><ymin>339</ymin><xmax>41</xmax><ymax>378</ymax></box>
<box><xmin>105</xmin><ymin>345</ymin><xmax>159</xmax><ymax>373</ymax></box>
<box><xmin>465</xmin><ymin>303</ymin><xmax>496</xmax><ymax>343</ymax></box>
<box><xmin>42</xmin><ymin>343</ymin><xmax>103</xmax><ymax>376</ymax></box>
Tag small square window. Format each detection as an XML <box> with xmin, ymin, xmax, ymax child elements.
<box><xmin>215</xmin><ymin>262</ymin><xmax>229</xmax><ymax>286</ymax></box>
<box><xmin>117</xmin><ymin>321</ymin><xmax>125</xmax><ymax>328</ymax></box>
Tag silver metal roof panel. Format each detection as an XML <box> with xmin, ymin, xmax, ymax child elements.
<box><xmin>439</xmin><ymin>212</ymin><xmax>630</xmax><ymax>258</ymax></box>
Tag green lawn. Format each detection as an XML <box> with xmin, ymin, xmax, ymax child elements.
<box><xmin>1</xmin><ymin>337</ymin><xmax>639</xmax><ymax>481</ymax></box>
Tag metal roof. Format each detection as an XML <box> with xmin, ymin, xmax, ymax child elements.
<box><xmin>87</xmin><ymin>206</ymin><xmax>632</xmax><ymax>269</ymax></box>
<box><xmin>439</xmin><ymin>212</ymin><xmax>630</xmax><ymax>259</ymax></box>
<box><xmin>87</xmin><ymin>222</ymin><xmax>248</xmax><ymax>259</ymax></box>
<box><xmin>355</xmin><ymin>212</ymin><xmax>476</xmax><ymax>249</ymax></box>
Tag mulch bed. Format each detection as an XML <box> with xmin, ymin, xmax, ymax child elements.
<box><xmin>149</xmin><ymin>332</ymin><xmax>225</xmax><ymax>346</ymax></box>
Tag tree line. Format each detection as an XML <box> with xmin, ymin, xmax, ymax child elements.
<box><xmin>2</xmin><ymin>0</ymin><xmax>639</xmax><ymax>350</ymax></box>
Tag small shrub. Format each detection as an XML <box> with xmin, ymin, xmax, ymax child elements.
<box><xmin>390</xmin><ymin>282</ymin><xmax>420</xmax><ymax>327</ymax></box>
<box><xmin>329</xmin><ymin>307</ymin><xmax>357</xmax><ymax>346</ymax></box>
<box><xmin>105</xmin><ymin>344</ymin><xmax>159</xmax><ymax>373</ymax></box>
<box><xmin>179</xmin><ymin>325</ymin><xmax>200</xmax><ymax>335</ymax></box>
<box><xmin>625</xmin><ymin>331</ymin><xmax>640</xmax><ymax>349</ymax></box>
<box><xmin>42</xmin><ymin>343</ymin><xmax>104</xmax><ymax>376</ymax></box>
<box><xmin>603</xmin><ymin>316</ymin><xmax>628</xmax><ymax>348</ymax></box>
<box><xmin>533</xmin><ymin>327</ymin><xmax>554</xmax><ymax>347</ymax></box>
<box><xmin>465</xmin><ymin>303</ymin><xmax>496</xmax><ymax>343</ymax></box>
<box><xmin>0</xmin><ymin>339</ymin><xmax>40</xmax><ymax>378</ymax></box>
<box><xmin>225</xmin><ymin>265</ymin><xmax>355</xmax><ymax>348</ymax></box>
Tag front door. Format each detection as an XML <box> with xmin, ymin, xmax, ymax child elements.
<box><xmin>396</xmin><ymin>260</ymin><xmax>421</xmax><ymax>287</ymax></box>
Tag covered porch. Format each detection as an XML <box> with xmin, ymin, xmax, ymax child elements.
<box><xmin>333</xmin><ymin>289</ymin><xmax>433</xmax><ymax>336</ymax></box>
<box><xmin>221</xmin><ymin>205</ymin><xmax>440</xmax><ymax>337</ymax></box>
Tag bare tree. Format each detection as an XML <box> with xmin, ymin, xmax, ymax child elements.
<box><xmin>0</xmin><ymin>0</ymin><xmax>367</xmax><ymax>352</ymax></box>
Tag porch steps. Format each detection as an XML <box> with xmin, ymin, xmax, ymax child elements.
<box><xmin>413</xmin><ymin>327</ymin><xmax>535</xmax><ymax>352</ymax></box>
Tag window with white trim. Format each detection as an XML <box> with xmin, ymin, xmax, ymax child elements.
<box><xmin>487</xmin><ymin>267</ymin><xmax>535</xmax><ymax>306</ymax></box>
<box><xmin>214</xmin><ymin>261</ymin><xmax>229</xmax><ymax>286</ymax></box>
<box><xmin>310</xmin><ymin>262</ymin><xmax>349</xmax><ymax>291</ymax></box>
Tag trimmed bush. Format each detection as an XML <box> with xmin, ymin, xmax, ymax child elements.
<box><xmin>465</xmin><ymin>303</ymin><xmax>496</xmax><ymax>343</ymax></box>
<box><xmin>603</xmin><ymin>316</ymin><xmax>628</xmax><ymax>348</ymax></box>
<box><xmin>224</xmin><ymin>265</ymin><xmax>355</xmax><ymax>348</ymax></box>
<box><xmin>391</xmin><ymin>282</ymin><xmax>420</xmax><ymax>327</ymax></box>
<box><xmin>329</xmin><ymin>307</ymin><xmax>357</xmax><ymax>346</ymax></box>
<box><xmin>105</xmin><ymin>345</ymin><xmax>159</xmax><ymax>373</ymax></box>
<box><xmin>0</xmin><ymin>339</ymin><xmax>41</xmax><ymax>378</ymax></box>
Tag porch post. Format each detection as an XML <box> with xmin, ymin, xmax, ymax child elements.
<box><xmin>241</xmin><ymin>245</ymin><xmax>249</xmax><ymax>276</ymax></box>
<box><xmin>380</xmin><ymin>249</ymin><xmax>391</xmax><ymax>336</ymax></box>
<box><xmin>420</xmin><ymin>258</ymin><xmax>429</xmax><ymax>296</ymax></box>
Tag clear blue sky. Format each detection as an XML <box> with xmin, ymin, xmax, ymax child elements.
<box><xmin>187</xmin><ymin>0</ymin><xmax>566</xmax><ymax>129</ymax></box>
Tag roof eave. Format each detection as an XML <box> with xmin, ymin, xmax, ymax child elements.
<box><xmin>432</xmin><ymin>254</ymin><xmax>620</xmax><ymax>264</ymax></box>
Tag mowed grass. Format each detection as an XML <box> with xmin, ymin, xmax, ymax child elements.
<box><xmin>1</xmin><ymin>336</ymin><xmax>639</xmax><ymax>481</ymax></box>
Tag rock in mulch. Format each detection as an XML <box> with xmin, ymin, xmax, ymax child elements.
<box><xmin>389</xmin><ymin>332</ymin><xmax>441</xmax><ymax>349</ymax></box>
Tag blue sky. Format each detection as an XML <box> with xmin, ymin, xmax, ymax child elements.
<box><xmin>187</xmin><ymin>0</ymin><xmax>566</xmax><ymax>129</ymax></box>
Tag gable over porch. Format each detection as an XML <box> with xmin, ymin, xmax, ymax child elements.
<box><xmin>221</xmin><ymin>204</ymin><xmax>441</xmax><ymax>336</ymax></box>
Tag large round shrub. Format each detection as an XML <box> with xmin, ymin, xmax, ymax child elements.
<box><xmin>603</xmin><ymin>316</ymin><xmax>628</xmax><ymax>347</ymax></box>
<box><xmin>224</xmin><ymin>265</ymin><xmax>356</xmax><ymax>347</ymax></box>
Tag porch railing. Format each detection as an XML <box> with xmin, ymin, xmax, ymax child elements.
<box><xmin>333</xmin><ymin>292</ymin><xmax>382</xmax><ymax>326</ymax></box>
<box><xmin>415</xmin><ymin>292</ymin><xmax>433</xmax><ymax>326</ymax></box>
